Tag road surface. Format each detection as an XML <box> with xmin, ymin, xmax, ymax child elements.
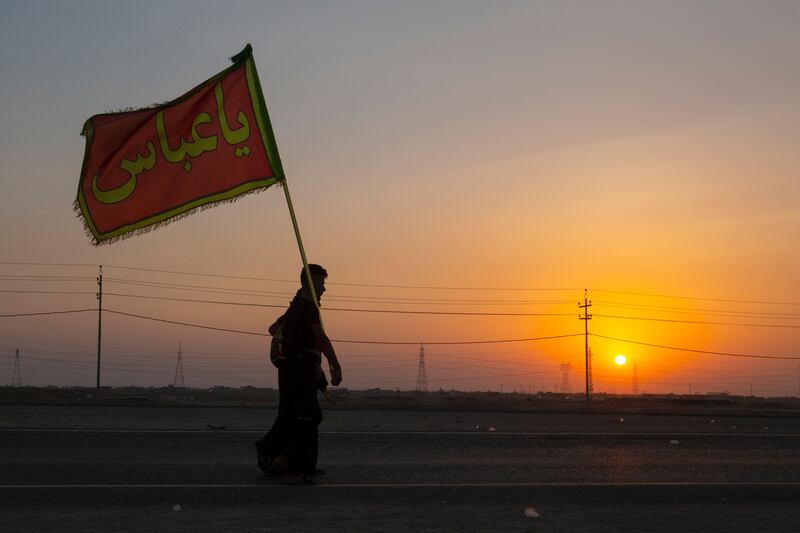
<box><xmin>1</xmin><ymin>406</ymin><xmax>798</xmax><ymax>532</ymax></box>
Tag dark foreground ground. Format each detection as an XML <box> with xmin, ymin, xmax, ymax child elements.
<box><xmin>1</xmin><ymin>405</ymin><xmax>799</xmax><ymax>532</ymax></box>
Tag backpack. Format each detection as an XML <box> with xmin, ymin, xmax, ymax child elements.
<box><xmin>268</xmin><ymin>314</ymin><xmax>287</xmax><ymax>368</ymax></box>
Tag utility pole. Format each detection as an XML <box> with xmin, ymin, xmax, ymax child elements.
<box><xmin>415</xmin><ymin>343</ymin><xmax>428</xmax><ymax>392</ymax></box>
<box><xmin>96</xmin><ymin>265</ymin><xmax>103</xmax><ymax>397</ymax></box>
<box><xmin>11</xmin><ymin>347</ymin><xmax>22</xmax><ymax>387</ymax></box>
<box><xmin>632</xmin><ymin>359</ymin><xmax>639</xmax><ymax>395</ymax></box>
<box><xmin>578</xmin><ymin>289</ymin><xmax>592</xmax><ymax>402</ymax></box>
<box><xmin>587</xmin><ymin>347</ymin><xmax>594</xmax><ymax>394</ymax></box>
<box><xmin>173</xmin><ymin>342</ymin><xmax>185</xmax><ymax>388</ymax></box>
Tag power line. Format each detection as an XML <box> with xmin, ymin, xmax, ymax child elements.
<box><xmin>591</xmin><ymin>333</ymin><xmax>800</xmax><ymax>361</ymax></box>
<box><xmin>427</xmin><ymin>351</ymin><xmax>557</xmax><ymax>364</ymax></box>
<box><xmin>105</xmin><ymin>265</ymin><xmax>296</xmax><ymax>283</ymax></box>
<box><xmin>8</xmin><ymin>304</ymin><xmax>798</xmax><ymax>360</ymax></box>
<box><xmin>11</xmin><ymin>354</ymin><xmax>795</xmax><ymax>390</ymax></box>
<box><xmin>0</xmin><ymin>309</ymin><xmax>96</xmax><ymax>318</ymax></box>
<box><xmin>2</xmin><ymin>348</ymin><xmax>264</xmax><ymax>364</ymax></box>
<box><xmin>0</xmin><ymin>336</ymin><xmax>278</xmax><ymax>358</ymax></box>
<box><xmin>105</xmin><ymin>292</ymin><xmax>286</xmax><ymax>309</ymax></box>
<box><xmin>4</xmin><ymin>261</ymin><xmax>800</xmax><ymax>306</ymax></box>
<box><xmin>594</xmin><ymin>313</ymin><xmax>800</xmax><ymax>329</ymax></box>
<box><xmin>594</xmin><ymin>300</ymin><xmax>800</xmax><ymax>319</ymax></box>
<box><xmin>590</xmin><ymin>288</ymin><xmax>800</xmax><ymax>307</ymax></box>
<box><xmin>105</xmin><ymin>309</ymin><xmax>265</xmax><ymax>337</ymax></box>
<box><xmin>0</xmin><ymin>349</ymin><xmax>562</xmax><ymax>374</ymax></box>
<box><xmin>103</xmin><ymin>291</ymin><xmax>577</xmax><ymax>317</ymax></box>
<box><xmin>99</xmin><ymin>266</ymin><xmax>800</xmax><ymax>302</ymax></box>
<box><xmin>103</xmin><ymin>308</ymin><xmax>583</xmax><ymax>345</ymax></box>
<box><xmin>348</xmin><ymin>368</ymin><xmax>567</xmax><ymax>384</ymax></box>
<box><xmin>328</xmin><ymin>298</ymin><xmax>572</xmax><ymax>308</ymax></box>
<box><xmin>5</xmin><ymin>263</ymin><xmax>570</xmax><ymax>293</ymax></box>
<box><xmin>334</xmin><ymin>333</ymin><xmax>584</xmax><ymax>346</ymax></box>
<box><xmin>0</xmin><ymin>276</ymin><xmax>94</xmax><ymax>282</ymax></box>
<box><xmin>105</xmin><ymin>277</ymin><xmax>575</xmax><ymax>305</ymax></box>
<box><xmin>0</xmin><ymin>337</ymin><xmax>248</xmax><ymax>356</ymax></box>
<box><xmin>4</xmin><ymin>304</ymin><xmax>799</xmax><ymax>361</ymax></box>
<box><xmin>7</xmin><ymin>351</ymin><xmax>796</xmax><ymax>392</ymax></box>
<box><xmin>0</xmin><ymin>290</ymin><xmax>96</xmax><ymax>296</ymax></box>
<box><xmin>102</xmin><ymin>265</ymin><xmax>584</xmax><ymax>291</ymax></box>
<box><xmin>0</xmin><ymin>262</ymin><xmax>97</xmax><ymax>268</ymax></box>
<box><xmin>590</xmin><ymin>371</ymin><xmax>795</xmax><ymax>383</ymax></box>
<box><xmin>6</xmin><ymin>354</ymin><xmax>264</xmax><ymax>371</ymax></box>
<box><xmin>105</xmin><ymin>277</ymin><xmax>292</xmax><ymax>296</ymax></box>
<box><xmin>0</xmin><ymin>353</ymin><xmax>556</xmax><ymax>377</ymax></box>
<box><xmin>0</xmin><ymin>338</ymin><xmax>560</xmax><ymax>361</ymax></box>
<box><xmin>7</xmin><ymin>286</ymin><xmax>796</xmax><ymax>324</ymax></box>
<box><xmin>16</xmin><ymin>357</ymin><xmax>272</xmax><ymax>383</ymax></box>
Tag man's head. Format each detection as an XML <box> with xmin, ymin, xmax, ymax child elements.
<box><xmin>300</xmin><ymin>264</ymin><xmax>328</xmax><ymax>299</ymax></box>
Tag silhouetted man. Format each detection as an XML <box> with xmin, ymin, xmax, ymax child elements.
<box><xmin>256</xmin><ymin>264</ymin><xmax>342</xmax><ymax>484</ymax></box>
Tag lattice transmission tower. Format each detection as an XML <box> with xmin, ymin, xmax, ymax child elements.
<box><xmin>415</xmin><ymin>344</ymin><xmax>428</xmax><ymax>392</ymax></box>
<box><xmin>173</xmin><ymin>342</ymin><xmax>185</xmax><ymax>388</ymax></box>
<box><xmin>10</xmin><ymin>348</ymin><xmax>22</xmax><ymax>388</ymax></box>
<box><xmin>560</xmin><ymin>362</ymin><xmax>572</xmax><ymax>394</ymax></box>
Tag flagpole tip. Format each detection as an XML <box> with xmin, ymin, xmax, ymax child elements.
<box><xmin>230</xmin><ymin>44</ymin><xmax>253</xmax><ymax>64</ymax></box>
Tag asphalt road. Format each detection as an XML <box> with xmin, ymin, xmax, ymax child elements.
<box><xmin>1</xmin><ymin>407</ymin><xmax>799</xmax><ymax>532</ymax></box>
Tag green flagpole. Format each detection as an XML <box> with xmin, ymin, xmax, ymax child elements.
<box><xmin>240</xmin><ymin>45</ymin><xmax>323</xmax><ymax>325</ymax></box>
<box><xmin>280</xmin><ymin>180</ymin><xmax>323</xmax><ymax>325</ymax></box>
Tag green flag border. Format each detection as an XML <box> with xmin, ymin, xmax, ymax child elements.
<box><xmin>75</xmin><ymin>44</ymin><xmax>285</xmax><ymax>245</ymax></box>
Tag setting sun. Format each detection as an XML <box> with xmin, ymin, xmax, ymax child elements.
<box><xmin>615</xmin><ymin>355</ymin><xmax>627</xmax><ymax>366</ymax></box>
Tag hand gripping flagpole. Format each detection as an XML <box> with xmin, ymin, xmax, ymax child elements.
<box><xmin>280</xmin><ymin>180</ymin><xmax>323</xmax><ymax>328</ymax></box>
<box><xmin>281</xmin><ymin>182</ymin><xmax>337</xmax><ymax>401</ymax></box>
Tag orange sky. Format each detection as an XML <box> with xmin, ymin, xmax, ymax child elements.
<box><xmin>1</xmin><ymin>2</ymin><xmax>798</xmax><ymax>394</ymax></box>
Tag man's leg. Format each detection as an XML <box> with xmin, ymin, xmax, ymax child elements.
<box><xmin>256</xmin><ymin>365</ymin><xmax>292</xmax><ymax>472</ymax></box>
<box><xmin>286</xmin><ymin>417</ymin><xmax>316</xmax><ymax>477</ymax></box>
<box><xmin>284</xmin><ymin>359</ymin><xmax>321</xmax><ymax>479</ymax></box>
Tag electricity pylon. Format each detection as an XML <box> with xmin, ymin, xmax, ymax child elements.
<box><xmin>10</xmin><ymin>348</ymin><xmax>22</xmax><ymax>387</ymax></box>
<box><xmin>560</xmin><ymin>362</ymin><xmax>572</xmax><ymax>394</ymax></box>
<box><xmin>415</xmin><ymin>343</ymin><xmax>428</xmax><ymax>392</ymax></box>
<box><xmin>173</xmin><ymin>342</ymin><xmax>185</xmax><ymax>388</ymax></box>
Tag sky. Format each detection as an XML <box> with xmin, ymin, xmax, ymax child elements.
<box><xmin>1</xmin><ymin>0</ymin><xmax>799</xmax><ymax>395</ymax></box>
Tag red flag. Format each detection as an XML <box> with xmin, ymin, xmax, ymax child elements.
<box><xmin>75</xmin><ymin>45</ymin><xmax>284</xmax><ymax>244</ymax></box>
